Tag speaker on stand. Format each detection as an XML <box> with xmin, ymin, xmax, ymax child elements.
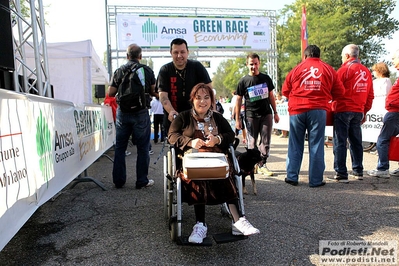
<box><xmin>95</xmin><ymin>85</ymin><xmax>106</xmax><ymax>103</ymax></box>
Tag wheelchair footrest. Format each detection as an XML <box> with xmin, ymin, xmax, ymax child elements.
<box><xmin>177</xmin><ymin>236</ymin><xmax>213</xmax><ymax>246</ymax></box>
<box><xmin>212</xmin><ymin>232</ymin><xmax>248</xmax><ymax>244</ymax></box>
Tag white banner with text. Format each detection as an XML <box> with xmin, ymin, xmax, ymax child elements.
<box><xmin>0</xmin><ymin>89</ymin><xmax>115</xmax><ymax>251</ymax></box>
<box><xmin>116</xmin><ymin>15</ymin><xmax>271</xmax><ymax>50</ymax></box>
<box><xmin>223</xmin><ymin>101</ymin><xmax>385</xmax><ymax>143</ymax></box>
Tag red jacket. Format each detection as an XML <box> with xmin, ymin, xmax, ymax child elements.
<box><xmin>335</xmin><ymin>58</ymin><xmax>374</xmax><ymax>113</ymax></box>
<box><xmin>386</xmin><ymin>77</ymin><xmax>399</xmax><ymax>112</ymax></box>
<box><xmin>282</xmin><ymin>57</ymin><xmax>345</xmax><ymax>115</ymax></box>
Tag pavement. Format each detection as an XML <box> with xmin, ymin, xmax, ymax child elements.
<box><xmin>0</xmin><ymin>133</ymin><xmax>398</xmax><ymax>266</ymax></box>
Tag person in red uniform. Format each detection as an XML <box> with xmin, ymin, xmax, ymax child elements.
<box><xmin>331</xmin><ymin>44</ymin><xmax>374</xmax><ymax>183</ymax></box>
<box><xmin>282</xmin><ymin>45</ymin><xmax>345</xmax><ymax>187</ymax></box>
<box><xmin>367</xmin><ymin>48</ymin><xmax>399</xmax><ymax>178</ymax></box>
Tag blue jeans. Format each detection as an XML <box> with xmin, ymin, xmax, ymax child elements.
<box><xmin>376</xmin><ymin>112</ymin><xmax>399</xmax><ymax>170</ymax></box>
<box><xmin>286</xmin><ymin>110</ymin><xmax>326</xmax><ymax>186</ymax></box>
<box><xmin>333</xmin><ymin>112</ymin><xmax>364</xmax><ymax>177</ymax></box>
<box><xmin>113</xmin><ymin>108</ymin><xmax>151</xmax><ymax>188</ymax></box>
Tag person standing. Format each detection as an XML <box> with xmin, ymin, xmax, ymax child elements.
<box><xmin>156</xmin><ymin>38</ymin><xmax>212</xmax><ymax>133</ymax></box>
<box><xmin>235</xmin><ymin>53</ymin><xmax>279</xmax><ymax>175</ymax></box>
<box><xmin>372</xmin><ymin>62</ymin><xmax>392</xmax><ymax>97</ymax></box>
<box><xmin>282</xmin><ymin>45</ymin><xmax>345</xmax><ymax>187</ymax></box>
<box><xmin>275</xmin><ymin>91</ymin><xmax>288</xmax><ymax>138</ymax></box>
<box><xmin>108</xmin><ymin>43</ymin><xmax>157</xmax><ymax>189</ymax></box>
<box><xmin>331</xmin><ymin>44</ymin><xmax>374</xmax><ymax>183</ymax></box>
<box><xmin>150</xmin><ymin>96</ymin><xmax>165</xmax><ymax>144</ymax></box>
<box><xmin>367</xmin><ymin>49</ymin><xmax>399</xmax><ymax>178</ymax></box>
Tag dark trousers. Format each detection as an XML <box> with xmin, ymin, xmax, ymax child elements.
<box><xmin>153</xmin><ymin>114</ymin><xmax>165</xmax><ymax>142</ymax></box>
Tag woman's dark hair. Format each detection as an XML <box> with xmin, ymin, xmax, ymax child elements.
<box><xmin>189</xmin><ymin>83</ymin><xmax>215</xmax><ymax>110</ymax></box>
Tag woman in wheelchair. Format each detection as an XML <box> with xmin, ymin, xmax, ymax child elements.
<box><xmin>168</xmin><ymin>83</ymin><xmax>259</xmax><ymax>244</ymax></box>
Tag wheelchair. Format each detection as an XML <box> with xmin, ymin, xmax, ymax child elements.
<box><xmin>163</xmin><ymin>143</ymin><xmax>247</xmax><ymax>245</ymax></box>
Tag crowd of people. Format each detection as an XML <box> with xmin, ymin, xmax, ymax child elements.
<box><xmin>105</xmin><ymin>38</ymin><xmax>399</xmax><ymax>244</ymax></box>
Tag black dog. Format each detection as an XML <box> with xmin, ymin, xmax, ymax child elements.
<box><xmin>233</xmin><ymin>138</ymin><xmax>262</xmax><ymax>195</ymax></box>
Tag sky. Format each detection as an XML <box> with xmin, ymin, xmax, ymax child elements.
<box><xmin>42</xmin><ymin>0</ymin><xmax>398</xmax><ymax>76</ymax></box>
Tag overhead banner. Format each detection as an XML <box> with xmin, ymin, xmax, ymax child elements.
<box><xmin>116</xmin><ymin>15</ymin><xmax>271</xmax><ymax>50</ymax></box>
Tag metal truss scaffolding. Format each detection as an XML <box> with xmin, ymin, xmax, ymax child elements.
<box><xmin>106</xmin><ymin>5</ymin><xmax>278</xmax><ymax>87</ymax></box>
<box><xmin>10</xmin><ymin>0</ymin><xmax>51</xmax><ymax>97</ymax></box>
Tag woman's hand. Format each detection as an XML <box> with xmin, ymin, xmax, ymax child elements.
<box><xmin>191</xmin><ymin>138</ymin><xmax>205</xmax><ymax>149</ymax></box>
<box><xmin>204</xmin><ymin>134</ymin><xmax>219</xmax><ymax>147</ymax></box>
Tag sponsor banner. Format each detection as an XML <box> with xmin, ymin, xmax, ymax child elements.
<box><xmin>0</xmin><ymin>89</ymin><xmax>115</xmax><ymax>251</ymax></box>
<box><xmin>116</xmin><ymin>15</ymin><xmax>271</xmax><ymax>50</ymax></box>
<box><xmin>273</xmin><ymin>102</ymin><xmax>384</xmax><ymax>142</ymax></box>
<box><xmin>319</xmin><ymin>240</ymin><xmax>397</xmax><ymax>265</ymax></box>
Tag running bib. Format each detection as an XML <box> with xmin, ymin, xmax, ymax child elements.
<box><xmin>247</xmin><ymin>83</ymin><xmax>269</xmax><ymax>102</ymax></box>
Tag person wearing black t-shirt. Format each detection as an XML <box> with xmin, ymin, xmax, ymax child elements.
<box><xmin>156</xmin><ymin>38</ymin><xmax>212</xmax><ymax>133</ymax></box>
<box><xmin>235</xmin><ymin>53</ymin><xmax>279</xmax><ymax>176</ymax></box>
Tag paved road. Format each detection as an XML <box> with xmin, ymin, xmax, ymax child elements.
<box><xmin>1</xmin><ymin>134</ymin><xmax>398</xmax><ymax>266</ymax></box>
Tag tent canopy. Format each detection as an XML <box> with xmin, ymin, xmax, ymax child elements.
<box><xmin>24</xmin><ymin>40</ymin><xmax>109</xmax><ymax>104</ymax></box>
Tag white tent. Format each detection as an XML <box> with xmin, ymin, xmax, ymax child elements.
<box><xmin>23</xmin><ymin>40</ymin><xmax>109</xmax><ymax>104</ymax></box>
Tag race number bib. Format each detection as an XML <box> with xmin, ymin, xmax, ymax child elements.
<box><xmin>248</xmin><ymin>83</ymin><xmax>269</xmax><ymax>102</ymax></box>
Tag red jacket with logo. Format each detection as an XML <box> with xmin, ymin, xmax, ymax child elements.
<box><xmin>282</xmin><ymin>57</ymin><xmax>345</xmax><ymax>115</ymax></box>
<box><xmin>335</xmin><ymin>58</ymin><xmax>374</xmax><ymax>113</ymax></box>
<box><xmin>386</xmin><ymin>77</ymin><xmax>399</xmax><ymax>112</ymax></box>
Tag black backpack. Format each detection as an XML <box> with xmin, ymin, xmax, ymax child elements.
<box><xmin>116</xmin><ymin>63</ymin><xmax>150</xmax><ymax>113</ymax></box>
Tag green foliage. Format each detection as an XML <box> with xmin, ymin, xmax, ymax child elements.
<box><xmin>277</xmin><ymin>0</ymin><xmax>399</xmax><ymax>88</ymax></box>
<box><xmin>9</xmin><ymin>0</ymin><xmax>30</xmax><ymax>17</ymax></box>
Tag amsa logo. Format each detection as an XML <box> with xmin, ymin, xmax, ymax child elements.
<box><xmin>365</xmin><ymin>113</ymin><xmax>384</xmax><ymax>122</ymax></box>
<box><xmin>161</xmin><ymin>26</ymin><xmax>187</xmax><ymax>35</ymax></box>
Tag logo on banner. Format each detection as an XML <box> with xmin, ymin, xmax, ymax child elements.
<box><xmin>142</xmin><ymin>18</ymin><xmax>158</xmax><ymax>45</ymax></box>
<box><xmin>36</xmin><ymin>110</ymin><xmax>54</xmax><ymax>183</ymax></box>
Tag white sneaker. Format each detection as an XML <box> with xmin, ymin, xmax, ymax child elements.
<box><xmin>145</xmin><ymin>179</ymin><xmax>154</xmax><ymax>187</ymax></box>
<box><xmin>232</xmin><ymin>217</ymin><xmax>260</xmax><ymax>236</ymax></box>
<box><xmin>390</xmin><ymin>168</ymin><xmax>399</xmax><ymax>177</ymax></box>
<box><xmin>367</xmin><ymin>169</ymin><xmax>390</xmax><ymax>179</ymax></box>
<box><xmin>188</xmin><ymin>222</ymin><xmax>207</xmax><ymax>244</ymax></box>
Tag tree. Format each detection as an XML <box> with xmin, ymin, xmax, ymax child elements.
<box><xmin>277</xmin><ymin>0</ymin><xmax>399</xmax><ymax>88</ymax></box>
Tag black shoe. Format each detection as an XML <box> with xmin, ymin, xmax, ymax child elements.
<box><xmin>115</xmin><ymin>184</ymin><xmax>124</xmax><ymax>189</ymax></box>
<box><xmin>328</xmin><ymin>174</ymin><xmax>349</xmax><ymax>183</ymax></box>
<box><xmin>348</xmin><ymin>171</ymin><xmax>363</xmax><ymax>180</ymax></box>
<box><xmin>285</xmin><ymin>178</ymin><xmax>298</xmax><ymax>186</ymax></box>
<box><xmin>310</xmin><ymin>181</ymin><xmax>326</xmax><ymax>187</ymax></box>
